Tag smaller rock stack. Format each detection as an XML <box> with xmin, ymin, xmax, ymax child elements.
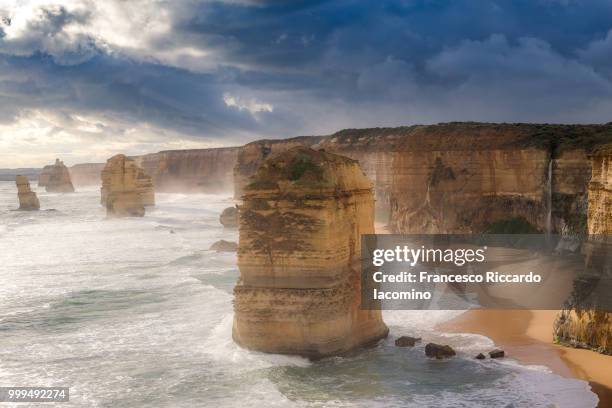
<box><xmin>39</xmin><ymin>159</ymin><xmax>75</xmax><ymax>192</ymax></box>
<box><xmin>100</xmin><ymin>154</ymin><xmax>154</xmax><ymax>217</ymax></box>
<box><xmin>15</xmin><ymin>175</ymin><xmax>40</xmax><ymax>211</ymax></box>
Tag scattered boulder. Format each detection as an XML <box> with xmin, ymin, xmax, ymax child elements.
<box><xmin>219</xmin><ymin>206</ymin><xmax>238</xmax><ymax>228</ymax></box>
<box><xmin>15</xmin><ymin>175</ymin><xmax>40</xmax><ymax>211</ymax></box>
<box><xmin>425</xmin><ymin>343</ymin><xmax>456</xmax><ymax>359</ymax></box>
<box><xmin>40</xmin><ymin>159</ymin><xmax>75</xmax><ymax>192</ymax></box>
<box><xmin>395</xmin><ymin>336</ymin><xmax>421</xmax><ymax>347</ymax></box>
<box><xmin>100</xmin><ymin>154</ymin><xmax>147</xmax><ymax>217</ymax></box>
<box><xmin>210</xmin><ymin>240</ymin><xmax>238</xmax><ymax>252</ymax></box>
<box><xmin>475</xmin><ymin>353</ymin><xmax>486</xmax><ymax>360</ymax></box>
<box><xmin>489</xmin><ymin>349</ymin><xmax>505</xmax><ymax>358</ymax></box>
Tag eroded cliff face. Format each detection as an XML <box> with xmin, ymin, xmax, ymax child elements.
<box><xmin>100</xmin><ymin>154</ymin><xmax>154</xmax><ymax>217</ymax></box>
<box><xmin>39</xmin><ymin>159</ymin><xmax>75</xmax><ymax>193</ymax></box>
<box><xmin>69</xmin><ymin>163</ymin><xmax>105</xmax><ymax>187</ymax></box>
<box><xmin>15</xmin><ymin>175</ymin><xmax>40</xmax><ymax>211</ymax></box>
<box><xmin>587</xmin><ymin>145</ymin><xmax>612</xmax><ymax>235</ymax></box>
<box><xmin>133</xmin><ymin>147</ymin><xmax>239</xmax><ymax>193</ymax></box>
<box><xmin>554</xmin><ymin>145</ymin><xmax>612</xmax><ymax>355</ymax></box>
<box><xmin>234</xmin><ymin>123</ymin><xmax>610</xmax><ymax>233</ymax></box>
<box><xmin>233</xmin><ymin>147</ymin><xmax>388</xmax><ymax>358</ymax></box>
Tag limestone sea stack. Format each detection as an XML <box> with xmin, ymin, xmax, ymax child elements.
<box><xmin>554</xmin><ymin>144</ymin><xmax>612</xmax><ymax>354</ymax></box>
<box><xmin>15</xmin><ymin>175</ymin><xmax>40</xmax><ymax>211</ymax></box>
<box><xmin>232</xmin><ymin>147</ymin><xmax>388</xmax><ymax>359</ymax></box>
<box><xmin>100</xmin><ymin>154</ymin><xmax>154</xmax><ymax>217</ymax></box>
<box><xmin>39</xmin><ymin>159</ymin><xmax>75</xmax><ymax>192</ymax></box>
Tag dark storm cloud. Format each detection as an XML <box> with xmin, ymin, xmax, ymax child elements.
<box><xmin>2</xmin><ymin>0</ymin><xmax>612</xmax><ymax>148</ymax></box>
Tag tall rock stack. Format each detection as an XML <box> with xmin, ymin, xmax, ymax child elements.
<box><xmin>554</xmin><ymin>144</ymin><xmax>612</xmax><ymax>354</ymax></box>
<box><xmin>15</xmin><ymin>175</ymin><xmax>40</xmax><ymax>211</ymax></box>
<box><xmin>233</xmin><ymin>147</ymin><xmax>388</xmax><ymax>358</ymax></box>
<box><xmin>100</xmin><ymin>154</ymin><xmax>154</xmax><ymax>217</ymax></box>
<box><xmin>40</xmin><ymin>159</ymin><xmax>75</xmax><ymax>192</ymax></box>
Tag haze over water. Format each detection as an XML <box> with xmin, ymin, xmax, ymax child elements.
<box><xmin>0</xmin><ymin>181</ymin><xmax>599</xmax><ymax>407</ymax></box>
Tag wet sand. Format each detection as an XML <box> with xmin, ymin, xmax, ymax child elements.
<box><xmin>441</xmin><ymin>310</ymin><xmax>612</xmax><ymax>408</ymax></box>
<box><xmin>370</xmin><ymin>224</ymin><xmax>612</xmax><ymax>405</ymax></box>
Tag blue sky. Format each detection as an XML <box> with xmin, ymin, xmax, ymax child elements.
<box><xmin>1</xmin><ymin>0</ymin><xmax>612</xmax><ymax>166</ymax></box>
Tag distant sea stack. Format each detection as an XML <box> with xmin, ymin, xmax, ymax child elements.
<box><xmin>554</xmin><ymin>144</ymin><xmax>612</xmax><ymax>355</ymax></box>
<box><xmin>232</xmin><ymin>147</ymin><xmax>388</xmax><ymax>359</ymax></box>
<box><xmin>100</xmin><ymin>154</ymin><xmax>154</xmax><ymax>217</ymax></box>
<box><xmin>15</xmin><ymin>175</ymin><xmax>40</xmax><ymax>211</ymax></box>
<box><xmin>39</xmin><ymin>159</ymin><xmax>75</xmax><ymax>192</ymax></box>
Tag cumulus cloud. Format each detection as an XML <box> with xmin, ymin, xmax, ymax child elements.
<box><xmin>1</xmin><ymin>0</ymin><xmax>612</xmax><ymax>167</ymax></box>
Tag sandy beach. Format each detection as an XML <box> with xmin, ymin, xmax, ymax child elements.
<box><xmin>441</xmin><ymin>310</ymin><xmax>612</xmax><ymax>408</ymax></box>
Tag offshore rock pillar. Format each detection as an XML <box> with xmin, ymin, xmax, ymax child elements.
<box><xmin>100</xmin><ymin>154</ymin><xmax>154</xmax><ymax>217</ymax></box>
<box><xmin>232</xmin><ymin>147</ymin><xmax>388</xmax><ymax>359</ymax></box>
<box><xmin>16</xmin><ymin>175</ymin><xmax>40</xmax><ymax>210</ymax></box>
<box><xmin>39</xmin><ymin>159</ymin><xmax>75</xmax><ymax>193</ymax></box>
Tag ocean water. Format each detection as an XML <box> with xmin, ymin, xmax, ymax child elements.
<box><xmin>0</xmin><ymin>181</ymin><xmax>599</xmax><ymax>407</ymax></box>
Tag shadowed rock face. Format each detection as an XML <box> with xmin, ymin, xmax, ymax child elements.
<box><xmin>39</xmin><ymin>159</ymin><xmax>75</xmax><ymax>193</ymax></box>
<box><xmin>554</xmin><ymin>144</ymin><xmax>612</xmax><ymax>355</ymax></box>
<box><xmin>233</xmin><ymin>147</ymin><xmax>388</xmax><ymax>359</ymax></box>
<box><xmin>100</xmin><ymin>154</ymin><xmax>154</xmax><ymax>217</ymax></box>
<box><xmin>15</xmin><ymin>175</ymin><xmax>40</xmax><ymax>211</ymax></box>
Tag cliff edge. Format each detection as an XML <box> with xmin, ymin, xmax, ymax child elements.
<box><xmin>554</xmin><ymin>144</ymin><xmax>612</xmax><ymax>355</ymax></box>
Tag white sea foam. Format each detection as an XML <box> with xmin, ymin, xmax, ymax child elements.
<box><xmin>0</xmin><ymin>181</ymin><xmax>600</xmax><ymax>407</ymax></box>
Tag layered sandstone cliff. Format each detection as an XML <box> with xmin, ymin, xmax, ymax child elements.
<box><xmin>133</xmin><ymin>147</ymin><xmax>239</xmax><ymax>193</ymax></box>
<box><xmin>69</xmin><ymin>163</ymin><xmax>105</xmax><ymax>187</ymax></box>
<box><xmin>233</xmin><ymin>147</ymin><xmax>388</xmax><ymax>358</ymax></box>
<box><xmin>587</xmin><ymin>145</ymin><xmax>612</xmax><ymax>235</ymax></box>
<box><xmin>15</xmin><ymin>175</ymin><xmax>40</xmax><ymax>211</ymax></box>
<box><xmin>100</xmin><ymin>154</ymin><xmax>154</xmax><ymax>217</ymax></box>
<box><xmin>39</xmin><ymin>159</ymin><xmax>75</xmax><ymax>193</ymax></box>
<box><xmin>554</xmin><ymin>144</ymin><xmax>612</xmax><ymax>355</ymax></box>
<box><xmin>234</xmin><ymin>123</ymin><xmax>611</xmax><ymax>233</ymax></box>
